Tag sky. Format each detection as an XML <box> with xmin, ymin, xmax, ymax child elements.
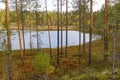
<box><xmin>0</xmin><ymin>2</ymin><xmax>5</xmax><ymax>9</ymax></box>
<box><xmin>0</xmin><ymin>0</ymin><xmax>105</xmax><ymax>12</ymax></box>
<box><xmin>39</xmin><ymin>0</ymin><xmax>105</xmax><ymax>12</ymax></box>
<box><xmin>93</xmin><ymin>0</ymin><xmax>105</xmax><ymax>11</ymax></box>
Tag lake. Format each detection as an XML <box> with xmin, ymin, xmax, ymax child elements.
<box><xmin>0</xmin><ymin>30</ymin><xmax>100</xmax><ymax>50</ymax></box>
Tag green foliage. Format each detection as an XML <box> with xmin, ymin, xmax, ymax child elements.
<box><xmin>0</xmin><ymin>10</ymin><xmax>5</xmax><ymax>25</ymax></box>
<box><xmin>93</xmin><ymin>11</ymin><xmax>104</xmax><ymax>30</ymax></box>
<box><xmin>33</xmin><ymin>52</ymin><xmax>55</xmax><ymax>75</ymax></box>
<box><xmin>59</xmin><ymin>68</ymin><xmax>120</xmax><ymax>80</ymax></box>
<box><xmin>109</xmin><ymin>3</ymin><xmax>120</xmax><ymax>28</ymax></box>
<box><xmin>114</xmin><ymin>68</ymin><xmax>120</xmax><ymax>79</ymax></box>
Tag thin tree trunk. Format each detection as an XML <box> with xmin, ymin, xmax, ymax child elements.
<box><xmin>112</xmin><ymin>19</ymin><xmax>117</xmax><ymax>80</ymax></box>
<box><xmin>15</xmin><ymin>0</ymin><xmax>24</xmax><ymax>64</ymax></box>
<box><xmin>35</xmin><ymin>0</ymin><xmax>39</xmax><ymax>50</ymax></box>
<box><xmin>57</xmin><ymin>0</ymin><xmax>60</xmax><ymax>66</ymax></box>
<box><xmin>20</xmin><ymin>0</ymin><xmax>26</xmax><ymax>55</ymax></box>
<box><xmin>104</xmin><ymin>0</ymin><xmax>109</xmax><ymax>60</ymax></box>
<box><xmin>83</xmin><ymin>0</ymin><xmax>86</xmax><ymax>54</ymax></box>
<box><xmin>5</xmin><ymin>0</ymin><xmax>13</xmax><ymax>79</ymax></box>
<box><xmin>65</xmin><ymin>0</ymin><xmax>68</xmax><ymax>58</ymax></box>
<box><xmin>60</xmin><ymin>0</ymin><xmax>63</xmax><ymax>55</ymax></box>
<box><xmin>30</xmin><ymin>25</ymin><xmax>32</xmax><ymax>54</ymax></box>
<box><xmin>29</xmin><ymin>0</ymin><xmax>32</xmax><ymax>54</ymax></box>
<box><xmin>78</xmin><ymin>0</ymin><xmax>82</xmax><ymax>64</ymax></box>
<box><xmin>45</xmin><ymin>0</ymin><xmax>52</xmax><ymax>58</ymax></box>
<box><xmin>88</xmin><ymin>0</ymin><xmax>93</xmax><ymax>65</ymax></box>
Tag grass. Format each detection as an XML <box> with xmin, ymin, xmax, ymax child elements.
<box><xmin>0</xmin><ymin>39</ymin><xmax>120</xmax><ymax>80</ymax></box>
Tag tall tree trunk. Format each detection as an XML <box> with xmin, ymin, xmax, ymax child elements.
<box><xmin>88</xmin><ymin>0</ymin><xmax>93</xmax><ymax>65</ymax></box>
<box><xmin>29</xmin><ymin>0</ymin><xmax>32</xmax><ymax>54</ymax></box>
<box><xmin>15</xmin><ymin>0</ymin><xmax>24</xmax><ymax>64</ymax></box>
<box><xmin>57</xmin><ymin>0</ymin><xmax>60</xmax><ymax>66</ymax></box>
<box><xmin>83</xmin><ymin>0</ymin><xmax>86</xmax><ymax>54</ymax></box>
<box><xmin>104</xmin><ymin>0</ymin><xmax>109</xmax><ymax>60</ymax></box>
<box><xmin>35</xmin><ymin>0</ymin><xmax>39</xmax><ymax>50</ymax></box>
<box><xmin>45</xmin><ymin>0</ymin><xmax>52</xmax><ymax>58</ymax></box>
<box><xmin>30</xmin><ymin>25</ymin><xmax>32</xmax><ymax>54</ymax></box>
<box><xmin>5</xmin><ymin>0</ymin><xmax>13</xmax><ymax>79</ymax></box>
<box><xmin>60</xmin><ymin>0</ymin><xmax>63</xmax><ymax>55</ymax></box>
<box><xmin>78</xmin><ymin>0</ymin><xmax>82</xmax><ymax>64</ymax></box>
<box><xmin>20</xmin><ymin>0</ymin><xmax>26</xmax><ymax>55</ymax></box>
<box><xmin>65</xmin><ymin>0</ymin><xmax>68</xmax><ymax>58</ymax></box>
<box><xmin>112</xmin><ymin>19</ymin><xmax>117</xmax><ymax>80</ymax></box>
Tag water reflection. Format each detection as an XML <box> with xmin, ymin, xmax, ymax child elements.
<box><xmin>0</xmin><ymin>30</ymin><xmax>100</xmax><ymax>50</ymax></box>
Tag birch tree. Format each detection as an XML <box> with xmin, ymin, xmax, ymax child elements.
<box><xmin>15</xmin><ymin>0</ymin><xmax>24</xmax><ymax>64</ymax></box>
<box><xmin>45</xmin><ymin>0</ymin><xmax>52</xmax><ymax>58</ymax></box>
<box><xmin>112</xmin><ymin>19</ymin><xmax>117</xmax><ymax>80</ymax></box>
<box><xmin>20</xmin><ymin>0</ymin><xmax>26</xmax><ymax>55</ymax></box>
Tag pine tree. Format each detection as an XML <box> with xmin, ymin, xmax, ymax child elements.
<box><xmin>65</xmin><ymin>0</ymin><xmax>68</xmax><ymax>58</ymax></box>
<box><xmin>88</xmin><ymin>0</ymin><xmax>93</xmax><ymax>65</ymax></box>
<box><xmin>104</xmin><ymin>0</ymin><xmax>109</xmax><ymax>60</ymax></box>
<box><xmin>5</xmin><ymin>0</ymin><xmax>13</xmax><ymax>79</ymax></box>
<box><xmin>57</xmin><ymin>0</ymin><xmax>60</xmax><ymax>66</ymax></box>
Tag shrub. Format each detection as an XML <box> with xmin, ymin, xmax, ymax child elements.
<box><xmin>33</xmin><ymin>52</ymin><xmax>55</xmax><ymax>76</ymax></box>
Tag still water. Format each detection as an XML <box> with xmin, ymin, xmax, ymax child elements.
<box><xmin>0</xmin><ymin>30</ymin><xmax>100</xmax><ymax>50</ymax></box>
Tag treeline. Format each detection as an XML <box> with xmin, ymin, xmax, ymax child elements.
<box><xmin>0</xmin><ymin>3</ymin><xmax>120</xmax><ymax>30</ymax></box>
<box><xmin>93</xmin><ymin>3</ymin><xmax>120</xmax><ymax>30</ymax></box>
<box><xmin>0</xmin><ymin>10</ymin><xmax>81</xmax><ymax>27</ymax></box>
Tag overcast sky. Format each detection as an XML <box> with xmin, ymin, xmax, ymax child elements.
<box><xmin>93</xmin><ymin>0</ymin><xmax>105</xmax><ymax>11</ymax></box>
<box><xmin>0</xmin><ymin>0</ymin><xmax>105</xmax><ymax>12</ymax></box>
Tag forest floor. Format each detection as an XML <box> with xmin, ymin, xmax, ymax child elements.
<box><xmin>0</xmin><ymin>39</ymin><xmax>120</xmax><ymax>80</ymax></box>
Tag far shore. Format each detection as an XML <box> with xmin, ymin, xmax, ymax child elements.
<box><xmin>0</xmin><ymin>26</ymin><xmax>78</xmax><ymax>31</ymax></box>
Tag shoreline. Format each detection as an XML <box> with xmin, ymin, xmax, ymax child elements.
<box><xmin>9</xmin><ymin>40</ymin><xmax>101</xmax><ymax>52</ymax></box>
<box><xmin>0</xmin><ymin>26</ymin><xmax>78</xmax><ymax>31</ymax></box>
